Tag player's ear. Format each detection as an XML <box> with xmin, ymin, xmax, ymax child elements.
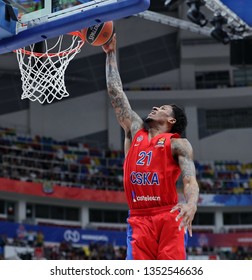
<box><xmin>168</xmin><ymin>117</ymin><xmax>176</xmax><ymax>124</ymax></box>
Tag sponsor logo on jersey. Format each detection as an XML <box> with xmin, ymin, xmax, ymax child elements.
<box><xmin>131</xmin><ymin>191</ymin><xmax>161</xmax><ymax>202</ymax></box>
<box><xmin>132</xmin><ymin>191</ymin><xmax>137</xmax><ymax>202</ymax></box>
<box><xmin>155</xmin><ymin>137</ymin><xmax>166</xmax><ymax>148</ymax></box>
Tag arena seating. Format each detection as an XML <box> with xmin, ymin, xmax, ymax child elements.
<box><xmin>0</xmin><ymin>127</ymin><xmax>124</xmax><ymax>191</ymax></box>
<box><xmin>0</xmin><ymin>127</ymin><xmax>251</xmax><ymax>194</ymax></box>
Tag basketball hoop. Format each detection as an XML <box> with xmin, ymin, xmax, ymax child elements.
<box><xmin>15</xmin><ymin>31</ymin><xmax>85</xmax><ymax>104</ymax></box>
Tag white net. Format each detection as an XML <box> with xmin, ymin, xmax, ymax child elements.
<box><xmin>15</xmin><ymin>32</ymin><xmax>85</xmax><ymax>104</ymax></box>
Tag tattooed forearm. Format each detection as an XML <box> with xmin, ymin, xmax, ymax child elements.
<box><xmin>184</xmin><ymin>182</ymin><xmax>199</xmax><ymax>206</ymax></box>
<box><xmin>106</xmin><ymin>53</ymin><xmax>123</xmax><ymax>93</ymax></box>
<box><xmin>180</xmin><ymin>156</ymin><xmax>199</xmax><ymax>205</ymax></box>
<box><xmin>105</xmin><ymin>52</ymin><xmax>143</xmax><ymax>134</ymax></box>
<box><xmin>106</xmin><ymin>52</ymin><xmax>132</xmax><ymax>124</ymax></box>
<box><xmin>106</xmin><ymin>52</ymin><xmax>124</xmax><ymax>97</ymax></box>
<box><xmin>172</xmin><ymin>138</ymin><xmax>199</xmax><ymax>205</ymax></box>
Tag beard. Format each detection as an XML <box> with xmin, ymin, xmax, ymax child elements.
<box><xmin>143</xmin><ymin>116</ymin><xmax>154</xmax><ymax>130</ymax></box>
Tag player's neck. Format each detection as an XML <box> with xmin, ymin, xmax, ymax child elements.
<box><xmin>144</xmin><ymin>119</ymin><xmax>171</xmax><ymax>139</ymax></box>
<box><xmin>147</xmin><ymin>126</ymin><xmax>169</xmax><ymax>139</ymax></box>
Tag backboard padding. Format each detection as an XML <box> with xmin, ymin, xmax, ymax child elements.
<box><xmin>0</xmin><ymin>0</ymin><xmax>150</xmax><ymax>54</ymax></box>
<box><xmin>221</xmin><ymin>0</ymin><xmax>252</xmax><ymax>26</ymax></box>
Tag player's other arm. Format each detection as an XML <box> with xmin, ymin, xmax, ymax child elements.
<box><xmin>103</xmin><ymin>34</ymin><xmax>143</xmax><ymax>154</ymax></box>
<box><xmin>170</xmin><ymin>138</ymin><xmax>199</xmax><ymax>237</ymax></box>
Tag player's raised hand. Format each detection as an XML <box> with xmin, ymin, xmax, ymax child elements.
<box><xmin>102</xmin><ymin>33</ymin><xmax>117</xmax><ymax>53</ymax></box>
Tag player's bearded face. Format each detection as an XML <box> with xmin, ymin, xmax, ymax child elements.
<box><xmin>145</xmin><ymin>105</ymin><xmax>173</xmax><ymax>123</ymax></box>
<box><xmin>144</xmin><ymin>113</ymin><xmax>158</xmax><ymax>126</ymax></box>
<box><xmin>144</xmin><ymin>116</ymin><xmax>153</xmax><ymax>123</ymax></box>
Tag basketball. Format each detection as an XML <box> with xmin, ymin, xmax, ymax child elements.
<box><xmin>83</xmin><ymin>21</ymin><xmax>114</xmax><ymax>47</ymax></box>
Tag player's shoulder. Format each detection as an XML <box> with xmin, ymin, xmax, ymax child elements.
<box><xmin>171</xmin><ymin>137</ymin><xmax>191</xmax><ymax>144</ymax></box>
<box><xmin>171</xmin><ymin>137</ymin><xmax>193</xmax><ymax>153</ymax></box>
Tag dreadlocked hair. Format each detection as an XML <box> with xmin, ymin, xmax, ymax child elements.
<box><xmin>170</xmin><ymin>104</ymin><xmax>187</xmax><ymax>135</ymax></box>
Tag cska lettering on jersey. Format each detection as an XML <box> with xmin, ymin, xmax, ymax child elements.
<box><xmin>130</xmin><ymin>171</ymin><xmax>160</xmax><ymax>185</ymax></box>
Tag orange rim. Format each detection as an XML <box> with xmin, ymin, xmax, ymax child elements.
<box><xmin>14</xmin><ymin>31</ymin><xmax>85</xmax><ymax>57</ymax></box>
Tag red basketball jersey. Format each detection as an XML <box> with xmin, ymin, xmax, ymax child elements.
<box><xmin>123</xmin><ymin>129</ymin><xmax>181</xmax><ymax>209</ymax></box>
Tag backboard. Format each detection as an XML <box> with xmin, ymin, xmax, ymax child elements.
<box><xmin>221</xmin><ymin>0</ymin><xmax>252</xmax><ymax>27</ymax></box>
<box><xmin>0</xmin><ymin>0</ymin><xmax>150</xmax><ymax>54</ymax></box>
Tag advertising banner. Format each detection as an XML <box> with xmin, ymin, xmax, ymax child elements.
<box><xmin>1</xmin><ymin>221</ymin><xmax>252</xmax><ymax>248</ymax></box>
<box><xmin>1</xmin><ymin>177</ymin><xmax>252</xmax><ymax>206</ymax></box>
<box><xmin>0</xmin><ymin>221</ymin><xmax>126</xmax><ymax>246</ymax></box>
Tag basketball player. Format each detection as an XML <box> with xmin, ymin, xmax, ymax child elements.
<box><xmin>103</xmin><ymin>34</ymin><xmax>199</xmax><ymax>260</ymax></box>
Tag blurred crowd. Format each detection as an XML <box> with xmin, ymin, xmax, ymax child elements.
<box><xmin>1</xmin><ymin>230</ymin><xmax>251</xmax><ymax>260</ymax></box>
<box><xmin>0</xmin><ymin>127</ymin><xmax>124</xmax><ymax>191</ymax></box>
<box><xmin>0</xmin><ymin>127</ymin><xmax>252</xmax><ymax>194</ymax></box>
<box><xmin>195</xmin><ymin>160</ymin><xmax>252</xmax><ymax>194</ymax></box>
<box><xmin>0</xmin><ymin>231</ymin><xmax>126</xmax><ymax>260</ymax></box>
<box><xmin>188</xmin><ymin>245</ymin><xmax>252</xmax><ymax>260</ymax></box>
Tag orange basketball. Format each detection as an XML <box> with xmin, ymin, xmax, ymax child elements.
<box><xmin>83</xmin><ymin>21</ymin><xmax>114</xmax><ymax>47</ymax></box>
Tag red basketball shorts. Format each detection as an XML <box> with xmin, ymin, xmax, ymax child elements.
<box><xmin>126</xmin><ymin>205</ymin><xmax>188</xmax><ymax>260</ymax></box>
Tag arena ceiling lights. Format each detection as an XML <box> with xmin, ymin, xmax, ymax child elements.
<box><xmin>137</xmin><ymin>0</ymin><xmax>252</xmax><ymax>44</ymax></box>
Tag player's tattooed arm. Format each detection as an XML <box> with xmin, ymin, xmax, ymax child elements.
<box><xmin>171</xmin><ymin>138</ymin><xmax>199</xmax><ymax>236</ymax></box>
<box><xmin>106</xmin><ymin>51</ymin><xmax>132</xmax><ymax>127</ymax></box>
<box><xmin>104</xmin><ymin>35</ymin><xmax>143</xmax><ymax>140</ymax></box>
<box><xmin>172</xmin><ymin>138</ymin><xmax>199</xmax><ymax>205</ymax></box>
